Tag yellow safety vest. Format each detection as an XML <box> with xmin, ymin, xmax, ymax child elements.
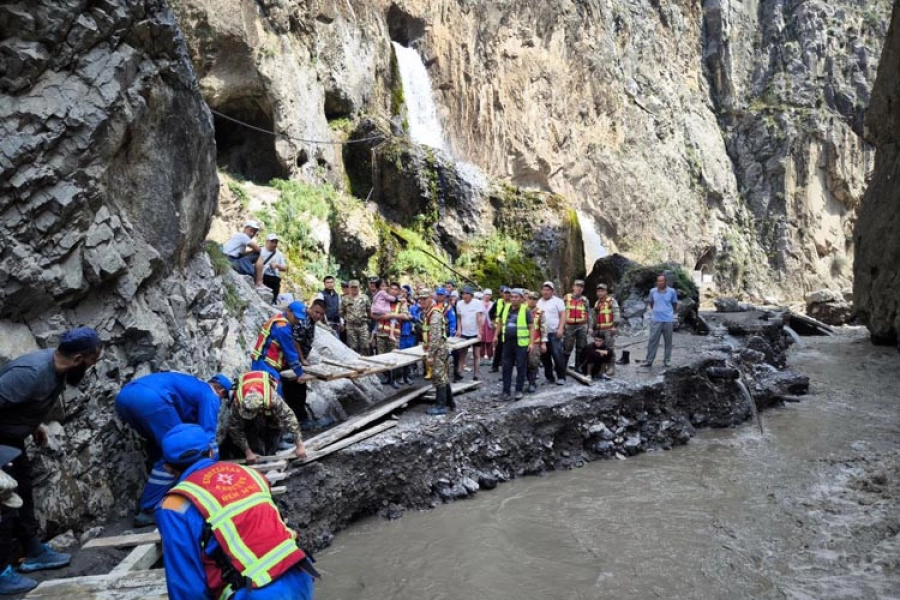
<box><xmin>499</xmin><ymin>304</ymin><xmax>530</xmax><ymax>347</ymax></box>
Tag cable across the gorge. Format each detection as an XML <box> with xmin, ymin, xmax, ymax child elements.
<box><xmin>209</xmin><ymin>109</ymin><xmax>387</xmax><ymax>145</ymax></box>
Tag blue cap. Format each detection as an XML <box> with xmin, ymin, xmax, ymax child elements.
<box><xmin>287</xmin><ymin>301</ymin><xmax>307</xmax><ymax>319</ymax></box>
<box><xmin>402</xmin><ymin>284</ymin><xmax>413</xmax><ymax>294</ymax></box>
<box><xmin>435</xmin><ymin>287</ymin><xmax>448</xmax><ymax>296</ymax></box>
<box><xmin>162</xmin><ymin>424</ymin><xmax>213</xmax><ymax>467</ymax></box>
<box><xmin>58</xmin><ymin>327</ymin><xmax>101</xmax><ymax>355</ymax></box>
<box><xmin>209</xmin><ymin>374</ymin><xmax>233</xmax><ymax>392</ymax></box>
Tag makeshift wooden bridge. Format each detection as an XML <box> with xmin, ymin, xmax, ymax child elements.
<box><xmin>285</xmin><ymin>336</ymin><xmax>480</xmax><ymax>383</ymax></box>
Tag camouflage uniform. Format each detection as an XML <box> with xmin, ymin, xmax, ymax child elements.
<box><xmin>528</xmin><ymin>306</ymin><xmax>548</xmax><ymax>378</ymax></box>
<box><xmin>226</xmin><ymin>386</ymin><xmax>302</xmax><ymax>456</ymax></box>
<box><xmin>425</xmin><ymin>305</ymin><xmax>449</xmax><ymax>387</ymax></box>
<box><xmin>341</xmin><ymin>294</ymin><xmax>371</xmax><ymax>355</ymax></box>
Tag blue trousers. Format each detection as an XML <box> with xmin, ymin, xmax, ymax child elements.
<box><xmin>116</xmin><ymin>383</ymin><xmax>182</xmax><ymax>511</ymax></box>
<box><xmin>233</xmin><ymin>568</ymin><xmax>314</xmax><ymax>599</ymax></box>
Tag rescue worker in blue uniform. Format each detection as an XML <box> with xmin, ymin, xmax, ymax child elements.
<box><xmin>250</xmin><ymin>301</ymin><xmax>305</xmax><ymax>394</ymax></box>
<box><xmin>156</xmin><ymin>424</ymin><xmax>316</xmax><ymax>600</ymax></box>
<box><xmin>115</xmin><ymin>372</ymin><xmax>233</xmax><ymax>527</ymax></box>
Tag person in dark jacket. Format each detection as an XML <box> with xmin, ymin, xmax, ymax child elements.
<box><xmin>315</xmin><ymin>276</ymin><xmax>342</xmax><ymax>337</ymax></box>
<box><xmin>0</xmin><ymin>328</ymin><xmax>102</xmax><ymax>589</ymax></box>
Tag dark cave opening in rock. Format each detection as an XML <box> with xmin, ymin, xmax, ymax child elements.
<box><xmin>386</xmin><ymin>3</ymin><xmax>426</xmax><ymax>45</ymax></box>
<box><xmin>213</xmin><ymin>99</ymin><xmax>286</xmax><ymax>184</ymax></box>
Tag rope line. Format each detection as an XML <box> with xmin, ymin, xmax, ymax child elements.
<box><xmin>209</xmin><ymin>109</ymin><xmax>386</xmax><ymax>145</ymax></box>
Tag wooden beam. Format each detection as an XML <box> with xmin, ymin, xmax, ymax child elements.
<box><xmin>83</xmin><ymin>531</ymin><xmax>161</xmax><ymax>550</ymax></box>
<box><xmin>356</xmin><ymin>355</ymin><xmax>398</xmax><ymax>367</ymax></box>
<box><xmin>298</xmin><ymin>420</ymin><xmax>397</xmax><ymax>465</ymax></box>
<box><xmin>304</xmin><ymin>385</ymin><xmax>429</xmax><ymax>452</ymax></box>
<box><xmin>265</xmin><ymin>471</ymin><xmax>288</xmax><ymax>484</ymax></box>
<box><xmin>26</xmin><ymin>569</ymin><xmax>168</xmax><ymax>599</ymax></box>
<box><xmin>321</xmin><ymin>358</ymin><xmax>368</xmax><ymax>372</ymax></box>
<box><xmin>109</xmin><ymin>544</ymin><xmax>161</xmax><ymax>575</ymax></box>
<box><xmin>566</xmin><ymin>368</ymin><xmax>593</xmax><ymax>386</ymax></box>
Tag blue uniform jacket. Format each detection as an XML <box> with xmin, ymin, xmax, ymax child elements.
<box><xmin>265</xmin><ymin>316</ymin><xmax>303</xmax><ymax>376</ymax></box>
<box><xmin>156</xmin><ymin>458</ymin><xmax>314</xmax><ymax>600</ymax></box>
<box><xmin>125</xmin><ymin>373</ymin><xmax>221</xmax><ymax>438</ymax></box>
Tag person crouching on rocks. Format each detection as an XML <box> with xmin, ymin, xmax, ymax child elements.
<box><xmin>581</xmin><ymin>332</ymin><xmax>615</xmax><ymax>380</ymax></box>
<box><xmin>224</xmin><ymin>371</ymin><xmax>306</xmax><ymax>464</ymax></box>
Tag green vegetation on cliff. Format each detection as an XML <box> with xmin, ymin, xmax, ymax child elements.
<box><xmin>456</xmin><ymin>233</ymin><xmax>542</xmax><ymax>291</ymax></box>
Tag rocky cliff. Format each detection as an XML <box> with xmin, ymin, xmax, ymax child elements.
<box><xmin>854</xmin><ymin>2</ymin><xmax>900</xmax><ymax>346</ymax></box>
<box><xmin>168</xmin><ymin>0</ymin><xmax>890</xmax><ymax>300</ymax></box>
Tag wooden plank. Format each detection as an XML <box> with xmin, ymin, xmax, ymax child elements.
<box><xmin>26</xmin><ymin>569</ymin><xmax>168</xmax><ymax>599</ymax></box>
<box><xmin>424</xmin><ymin>380</ymin><xmax>482</xmax><ymax>400</ymax></box>
<box><xmin>271</xmin><ymin>486</ymin><xmax>286</xmax><ymax>496</ymax></box>
<box><xmin>393</xmin><ymin>347</ymin><xmax>425</xmax><ymax>357</ymax></box>
<box><xmin>109</xmin><ymin>544</ymin><xmax>161</xmax><ymax>576</ymax></box>
<box><xmin>321</xmin><ymin>358</ymin><xmax>368</xmax><ymax>372</ymax></box>
<box><xmin>265</xmin><ymin>471</ymin><xmax>288</xmax><ymax>484</ymax></box>
<box><xmin>566</xmin><ymin>368</ymin><xmax>593</xmax><ymax>386</ymax></box>
<box><xmin>304</xmin><ymin>385</ymin><xmax>430</xmax><ymax>452</ymax></box>
<box><xmin>298</xmin><ymin>420</ymin><xmax>397</xmax><ymax>465</ymax></box>
<box><xmin>356</xmin><ymin>355</ymin><xmax>399</xmax><ymax>367</ymax></box>
<box><xmin>83</xmin><ymin>531</ymin><xmax>161</xmax><ymax>550</ymax></box>
<box><xmin>248</xmin><ymin>460</ymin><xmax>288</xmax><ymax>472</ymax></box>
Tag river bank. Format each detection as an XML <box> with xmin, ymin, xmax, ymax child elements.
<box><xmin>314</xmin><ymin>329</ymin><xmax>900</xmax><ymax>600</ymax></box>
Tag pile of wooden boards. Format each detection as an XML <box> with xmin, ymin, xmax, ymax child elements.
<box><xmin>283</xmin><ymin>336</ymin><xmax>480</xmax><ymax>383</ymax></box>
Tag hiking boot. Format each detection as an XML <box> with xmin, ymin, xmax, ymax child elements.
<box><xmin>18</xmin><ymin>544</ymin><xmax>71</xmax><ymax>573</ymax></box>
<box><xmin>0</xmin><ymin>566</ymin><xmax>37</xmax><ymax>595</ymax></box>
<box><xmin>133</xmin><ymin>510</ymin><xmax>156</xmax><ymax>528</ymax></box>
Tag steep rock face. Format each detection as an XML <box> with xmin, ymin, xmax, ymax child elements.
<box><xmin>854</xmin><ymin>3</ymin><xmax>900</xmax><ymax>346</ymax></box>
<box><xmin>382</xmin><ymin>0</ymin><xmax>889</xmax><ymax>297</ymax></box>
<box><xmin>170</xmin><ymin>0</ymin><xmax>392</xmax><ymax>185</ymax></box>
<box><xmin>0</xmin><ymin>0</ymin><xmax>259</xmax><ymax>533</ymax></box>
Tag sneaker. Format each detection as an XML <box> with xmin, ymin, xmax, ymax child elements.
<box><xmin>639</xmin><ymin>363</ymin><xmax>653</xmax><ymax>369</ymax></box>
<box><xmin>18</xmin><ymin>543</ymin><xmax>71</xmax><ymax>573</ymax></box>
<box><xmin>527</xmin><ymin>384</ymin><xmax>536</xmax><ymax>394</ymax></box>
<box><xmin>663</xmin><ymin>361</ymin><xmax>671</xmax><ymax>367</ymax></box>
<box><xmin>473</xmin><ymin>375</ymin><xmax>480</xmax><ymax>381</ymax></box>
<box><xmin>426</xmin><ymin>406</ymin><xmax>448</xmax><ymax>416</ymax></box>
<box><xmin>0</xmin><ymin>565</ymin><xmax>37</xmax><ymax>594</ymax></box>
<box><xmin>133</xmin><ymin>509</ymin><xmax>155</xmax><ymax>528</ymax></box>
<box><xmin>500</xmin><ymin>393</ymin><xmax>512</xmax><ymax>402</ymax></box>
<box><xmin>391</xmin><ymin>381</ymin><xmax>400</xmax><ymax>390</ymax></box>
<box><xmin>453</xmin><ymin>373</ymin><xmax>463</xmax><ymax>382</ymax></box>
<box><xmin>556</xmin><ymin>378</ymin><xmax>566</xmax><ymax>386</ymax></box>
<box><xmin>514</xmin><ymin>392</ymin><xmax>524</xmax><ymax>400</ymax></box>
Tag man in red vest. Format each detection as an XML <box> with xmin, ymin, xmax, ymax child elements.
<box><xmin>156</xmin><ymin>424</ymin><xmax>317</xmax><ymax>600</ymax></box>
<box><xmin>250</xmin><ymin>301</ymin><xmax>305</xmax><ymax>394</ymax></box>
<box><xmin>592</xmin><ymin>283</ymin><xmax>621</xmax><ymax>375</ymax></box>
<box><xmin>562</xmin><ymin>279</ymin><xmax>589</xmax><ymax>373</ymax></box>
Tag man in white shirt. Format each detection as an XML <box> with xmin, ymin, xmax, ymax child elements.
<box><xmin>536</xmin><ymin>281</ymin><xmax>567</xmax><ymax>385</ymax></box>
<box><xmin>221</xmin><ymin>221</ymin><xmax>262</xmax><ymax>277</ymax></box>
<box><xmin>257</xmin><ymin>233</ymin><xmax>287</xmax><ymax>303</ymax></box>
<box><xmin>455</xmin><ymin>286</ymin><xmax>485</xmax><ymax>380</ymax></box>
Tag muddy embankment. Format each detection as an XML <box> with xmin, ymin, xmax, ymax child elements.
<box><xmin>282</xmin><ymin>317</ymin><xmax>809</xmax><ymax>550</ymax></box>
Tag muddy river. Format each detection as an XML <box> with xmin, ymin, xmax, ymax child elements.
<box><xmin>316</xmin><ymin>332</ymin><xmax>900</xmax><ymax>600</ymax></box>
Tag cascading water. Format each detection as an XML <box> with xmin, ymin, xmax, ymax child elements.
<box><xmin>577</xmin><ymin>210</ymin><xmax>609</xmax><ymax>269</ymax></box>
<box><xmin>390</xmin><ymin>41</ymin><xmax>486</xmax><ymax>191</ymax></box>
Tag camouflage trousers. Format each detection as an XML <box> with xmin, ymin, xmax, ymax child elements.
<box><xmin>375</xmin><ymin>335</ymin><xmax>397</xmax><ymax>355</ymax></box>
<box><xmin>346</xmin><ymin>323</ymin><xmax>370</xmax><ymax>356</ymax></box>
<box><xmin>527</xmin><ymin>346</ymin><xmax>542</xmax><ymax>383</ymax></box>
<box><xmin>563</xmin><ymin>323</ymin><xmax>588</xmax><ymax>365</ymax></box>
<box><xmin>428</xmin><ymin>346</ymin><xmax>450</xmax><ymax>386</ymax></box>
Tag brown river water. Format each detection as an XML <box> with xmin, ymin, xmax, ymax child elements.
<box><xmin>316</xmin><ymin>332</ymin><xmax>900</xmax><ymax>600</ymax></box>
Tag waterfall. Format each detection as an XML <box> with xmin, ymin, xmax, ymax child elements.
<box><xmin>577</xmin><ymin>210</ymin><xmax>609</xmax><ymax>269</ymax></box>
<box><xmin>391</xmin><ymin>42</ymin><xmax>449</xmax><ymax>151</ymax></box>
<box><xmin>391</xmin><ymin>41</ymin><xmax>486</xmax><ymax>192</ymax></box>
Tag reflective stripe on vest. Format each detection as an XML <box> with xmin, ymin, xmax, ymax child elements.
<box><xmin>531</xmin><ymin>307</ymin><xmax>544</xmax><ymax>343</ymax></box>
<box><xmin>250</xmin><ymin>316</ymin><xmax>289</xmax><ymax>369</ymax></box>
<box><xmin>236</xmin><ymin>371</ymin><xmax>276</xmax><ymax>414</ymax></box>
<box><xmin>564</xmin><ymin>294</ymin><xmax>587</xmax><ymax>324</ymax></box>
<box><xmin>377</xmin><ymin>301</ymin><xmax>401</xmax><ymax>337</ymax></box>
<box><xmin>499</xmin><ymin>304</ymin><xmax>530</xmax><ymax>347</ymax></box>
<box><xmin>595</xmin><ymin>298</ymin><xmax>615</xmax><ymax>330</ymax></box>
<box><xmin>170</xmin><ymin>463</ymin><xmax>304</xmax><ymax>598</ymax></box>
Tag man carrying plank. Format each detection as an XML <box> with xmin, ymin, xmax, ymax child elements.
<box><xmin>156</xmin><ymin>424</ymin><xmax>317</xmax><ymax>600</ymax></box>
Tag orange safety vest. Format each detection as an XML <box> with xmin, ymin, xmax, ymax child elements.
<box><xmin>236</xmin><ymin>371</ymin><xmax>277</xmax><ymax>414</ymax></box>
<box><xmin>564</xmin><ymin>294</ymin><xmax>588</xmax><ymax>325</ymax></box>
<box><xmin>170</xmin><ymin>462</ymin><xmax>305</xmax><ymax>600</ymax></box>
<box><xmin>531</xmin><ymin>307</ymin><xmax>544</xmax><ymax>344</ymax></box>
<box><xmin>376</xmin><ymin>301</ymin><xmax>401</xmax><ymax>337</ymax></box>
<box><xmin>594</xmin><ymin>297</ymin><xmax>615</xmax><ymax>330</ymax></box>
<box><xmin>250</xmin><ymin>316</ymin><xmax>290</xmax><ymax>369</ymax></box>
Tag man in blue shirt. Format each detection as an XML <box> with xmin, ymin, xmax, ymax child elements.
<box><xmin>641</xmin><ymin>274</ymin><xmax>678</xmax><ymax>368</ymax></box>
<box><xmin>115</xmin><ymin>372</ymin><xmax>232</xmax><ymax>527</ymax></box>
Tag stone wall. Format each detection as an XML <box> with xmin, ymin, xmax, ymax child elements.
<box><xmin>854</xmin><ymin>3</ymin><xmax>900</xmax><ymax>346</ymax></box>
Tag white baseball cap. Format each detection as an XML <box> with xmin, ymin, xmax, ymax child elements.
<box><xmin>483</xmin><ymin>288</ymin><xmax>493</xmax><ymax>295</ymax></box>
<box><xmin>244</xmin><ymin>220</ymin><xmax>261</xmax><ymax>231</ymax></box>
<box><xmin>265</xmin><ymin>233</ymin><xmax>279</xmax><ymax>242</ymax></box>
